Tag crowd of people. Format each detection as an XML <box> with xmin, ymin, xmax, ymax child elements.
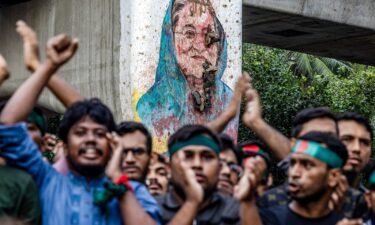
<box><xmin>0</xmin><ymin>21</ymin><xmax>373</xmax><ymax>225</ymax></box>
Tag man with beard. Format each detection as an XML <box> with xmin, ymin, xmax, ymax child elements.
<box><xmin>257</xmin><ymin>131</ymin><xmax>349</xmax><ymax>225</ymax></box>
<box><xmin>337</xmin><ymin>112</ymin><xmax>373</xmax><ymax>190</ymax></box>
<box><xmin>217</xmin><ymin>133</ymin><xmax>242</xmax><ymax>196</ymax></box>
<box><xmin>0</xmin><ymin>33</ymin><xmax>161</xmax><ymax>225</ymax></box>
<box><xmin>117</xmin><ymin>121</ymin><xmax>153</xmax><ymax>183</ymax></box>
<box><xmin>155</xmin><ymin>124</ymin><xmax>266</xmax><ymax>225</ymax></box>
<box><xmin>146</xmin><ymin>153</ymin><xmax>170</xmax><ymax>196</ymax></box>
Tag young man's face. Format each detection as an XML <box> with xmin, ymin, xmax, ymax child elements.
<box><xmin>288</xmin><ymin>154</ymin><xmax>330</xmax><ymax>202</ymax></box>
<box><xmin>339</xmin><ymin>120</ymin><xmax>372</xmax><ymax>173</ymax></box>
<box><xmin>217</xmin><ymin>149</ymin><xmax>241</xmax><ymax>196</ymax></box>
<box><xmin>120</xmin><ymin>130</ymin><xmax>150</xmax><ymax>182</ymax></box>
<box><xmin>146</xmin><ymin>160</ymin><xmax>170</xmax><ymax>196</ymax></box>
<box><xmin>66</xmin><ymin>116</ymin><xmax>111</xmax><ymax>177</ymax></box>
<box><xmin>298</xmin><ymin>117</ymin><xmax>337</xmax><ymax>137</ymax></box>
<box><xmin>171</xmin><ymin>145</ymin><xmax>220</xmax><ymax>195</ymax></box>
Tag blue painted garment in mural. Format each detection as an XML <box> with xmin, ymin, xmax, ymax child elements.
<box><xmin>136</xmin><ymin>0</ymin><xmax>237</xmax><ymax>140</ymax></box>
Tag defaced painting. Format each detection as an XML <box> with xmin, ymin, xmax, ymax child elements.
<box><xmin>131</xmin><ymin>0</ymin><xmax>242</xmax><ymax>151</ymax></box>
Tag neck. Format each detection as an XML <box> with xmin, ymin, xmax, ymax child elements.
<box><xmin>289</xmin><ymin>191</ymin><xmax>332</xmax><ymax>218</ymax></box>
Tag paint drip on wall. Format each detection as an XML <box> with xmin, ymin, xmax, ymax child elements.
<box><xmin>123</xmin><ymin>0</ymin><xmax>242</xmax><ymax>152</ymax></box>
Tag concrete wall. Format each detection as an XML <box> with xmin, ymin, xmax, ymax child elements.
<box><xmin>0</xmin><ymin>0</ymin><xmax>123</xmax><ymax>120</ymax></box>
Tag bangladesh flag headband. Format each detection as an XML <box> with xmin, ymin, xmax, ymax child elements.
<box><xmin>242</xmin><ymin>145</ymin><xmax>266</xmax><ymax>155</ymax></box>
<box><xmin>292</xmin><ymin>140</ymin><xmax>343</xmax><ymax>168</ymax></box>
<box><xmin>169</xmin><ymin>135</ymin><xmax>220</xmax><ymax>157</ymax></box>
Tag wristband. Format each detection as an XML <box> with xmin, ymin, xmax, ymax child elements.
<box><xmin>93</xmin><ymin>175</ymin><xmax>133</xmax><ymax>207</ymax></box>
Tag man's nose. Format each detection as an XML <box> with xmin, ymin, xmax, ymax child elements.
<box><xmin>220</xmin><ymin>163</ymin><xmax>231</xmax><ymax>176</ymax></box>
<box><xmin>124</xmin><ymin>151</ymin><xmax>136</xmax><ymax>163</ymax></box>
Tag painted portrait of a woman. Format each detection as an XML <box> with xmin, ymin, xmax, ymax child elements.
<box><xmin>136</xmin><ymin>0</ymin><xmax>237</xmax><ymax>142</ymax></box>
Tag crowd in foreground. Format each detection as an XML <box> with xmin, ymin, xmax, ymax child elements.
<box><xmin>0</xmin><ymin>21</ymin><xmax>373</xmax><ymax>225</ymax></box>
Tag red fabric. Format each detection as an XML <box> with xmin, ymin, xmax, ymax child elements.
<box><xmin>242</xmin><ymin>145</ymin><xmax>260</xmax><ymax>153</ymax></box>
<box><xmin>115</xmin><ymin>175</ymin><xmax>133</xmax><ymax>192</ymax></box>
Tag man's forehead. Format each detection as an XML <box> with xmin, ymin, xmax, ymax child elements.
<box><xmin>72</xmin><ymin>116</ymin><xmax>107</xmax><ymax>130</ymax></box>
<box><xmin>219</xmin><ymin>150</ymin><xmax>237</xmax><ymax>162</ymax></box>
<box><xmin>338</xmin><ymin>120</ymin><xmax>371</xmax><ymax>138</ymax></box>
<box><xmin>150</xmin><ymin>162</ymin><xmax>168</xmax><ymax>170</ymax></box>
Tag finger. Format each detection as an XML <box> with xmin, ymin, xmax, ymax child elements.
<box><xmin>48</xmin><ymin>34</ymin><xmax>70</xmax><ymax>52</ymax></box>
<box><xmin>328</xmin><ymin>199</ymin><xmax>334</xmax><ymax>211</ymax></box>
<box><xmin>59</xmin><ymin>39</ymin><xmax>79</xmax><ymax>62</ymax></box>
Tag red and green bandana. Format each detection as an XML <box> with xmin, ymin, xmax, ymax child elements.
<box><xmin>242</xmin><ymin>145</ymin><xmax>266</xmax><ymax>154</ymax></box>
<box><xmin>292</xmin><ymin>140</ymin><xmax>343</xmax><ymax>168</ymax></box>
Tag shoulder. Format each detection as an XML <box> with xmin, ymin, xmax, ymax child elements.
<box><xmin>257</xmin><ymin>184</ymin><xmax>289</xmax><ymax>208</ymax></box>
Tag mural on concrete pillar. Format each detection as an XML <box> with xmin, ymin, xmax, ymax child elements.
<box><xmin>128</xmin><ymin>0</ymin><xmax>242</xmax><ymax>152</ymax></box>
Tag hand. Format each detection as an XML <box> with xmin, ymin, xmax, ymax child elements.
<box><xmin>329</xmin><ymin>174</ymin><xmax>349</xmax><ymax>211</ymax></box>
<box><xmin>234</xmin><ymin>156</ymin><xmax>266</xmax><ymax>201</ymax></box>
<box><xmin>41</xmin><ymin>133</ymin><xmax>58</xmax><ymax>153</ymax></box>
<box><xmin>0</xmin><ymin>54</ymin><xmax>10</xmax><ymax>84</ymax></box>
<box><xmin>336</xmin><ymin>218</ymin><xmax>363</xmax><ymax>225</ymax></box>
<box><xmin>242</xmin><ymin>78</ymin><xmax>262</xmax><ymax>128</ymax></box>
<box><xmin>16</xmin><ymin>20</ymin><xmax>40</xmax><ymax>72</ymax></box>
<box><xmin>217</xmin><ymin>180</ymin><xmax>234</xmax><ymax>196</ymax></box>
<box><xmin>226</xmin><ymin>72</ymin><xmax>251</xmax><ymax>117</ymax></box>
<box><xmin>174</xmin><ymin>151</ymin><xmax>204</xmax><ymax>204</ymax></box>
<box><xmin>46</xmin><ymin>34</ymin><xmax>79</xmax><ymax>68</ymax></box>
<box><xmin>105</xmin><ymin>132</ymin><xmax>123</xmax><ymax>181</ymax></box>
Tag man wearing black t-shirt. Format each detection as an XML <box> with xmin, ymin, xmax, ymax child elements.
<box><xmin>257</xmin><ymin>132</ymin><xmax>349</xmax><ymax>225</ymax></box>
<box><xmin>156</xmin><ymin>125</ymin><xmax>266</xmax><ymax>225</ymax></box>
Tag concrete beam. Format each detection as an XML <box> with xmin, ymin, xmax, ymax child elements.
<box><xmin>0</xmin><ymin>0</ymin><xmax>123</xmax><ymax>119</ymax></box>
<box><xmin>243</xmin><ymin>0</ymin><xmax>375</xmax><ymax>65</ymax></box>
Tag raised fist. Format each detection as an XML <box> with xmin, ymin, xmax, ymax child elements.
<box><xmin>46</xmin><ymin>34</ymin><xmax>79</xmax><ymax>67</ymax></box>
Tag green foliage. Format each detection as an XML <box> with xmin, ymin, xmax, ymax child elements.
<box><xmin>240</xmin><ymin>43</ymin><xmax>375</xmax><ymax>148</ymax></box>
<box><xmin>240</xmin><ymin>44</ymin><xmax>375</xmax><ymax>185</ymax></box>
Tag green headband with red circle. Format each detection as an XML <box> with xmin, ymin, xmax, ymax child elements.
<box><xmin>292</xmin><ymin>140</ymin><xmax>343</xmax><ymax>168</ymax></box>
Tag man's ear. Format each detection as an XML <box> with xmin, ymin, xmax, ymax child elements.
<box><xmin>364</xmin><ymin>191</ymin><xmax>372</xmax><ymax>209</ymax></box>
<box><xmin>327</xmin><ymin>168</ymin><xmax>341</xmax><ymax>188</ymax></box>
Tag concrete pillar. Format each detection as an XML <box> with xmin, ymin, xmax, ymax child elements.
<box><xmin>0</xmin><ymin>0</ymin><xmax>242</xmax><ymax>152</ymax></box>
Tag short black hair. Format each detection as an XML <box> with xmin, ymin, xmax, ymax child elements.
<box><xmin>117</xmin><ymin>121</ymin><xmax>153</xmax><ymax>154</ymax></box>
<box><xmin>58</xmin><ymin>98</ymin><xmax>116</xmax><ymax>143</ymax></box>
<box><xmin>291</xmin><ymin>107</ymin><xmax>338</xmax><ymax>138</ymax></box>
<box><xmin>297</xmin><ymin>131</ymin><xmax>348</xmax><ymax>168</ymax></box>
<box><xmin>168</xmin><ymin>125</ymin><xmax>221</xmax><ymax>156</ymax></box>
<box><xmin>219</xmin><ymin>133</ymin><xmax>242</xmax><ymax>164</ymax></box>
<box><xmin>337</xmin><ymin>112</ymin><xmax>373</xmax><ymax>141</ymax></box>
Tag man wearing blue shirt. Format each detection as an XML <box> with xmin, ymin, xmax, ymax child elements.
<box><xmin>0</xmin><ymin>33</ymin><xmax>161</xmax><ymax>225</ymax></box>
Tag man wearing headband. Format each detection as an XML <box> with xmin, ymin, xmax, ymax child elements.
<box><xmin>155</xmin><ymin>124</ymin><xmax>265</xmax><ymax>225</ymax></box>
<box><xmin>217</xmin><ymin>133</ymin><xmax>243</xmax><ymax>196</ymax></box>
<box><xmin>239</xmin><ymin>141</ymin><xmax>273</xmax><ymax>197</ymax></box>
<box><xmin>258</xmin><ymin>131</ymin><xmax>349</xmax><ymax>225</ymax></box>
